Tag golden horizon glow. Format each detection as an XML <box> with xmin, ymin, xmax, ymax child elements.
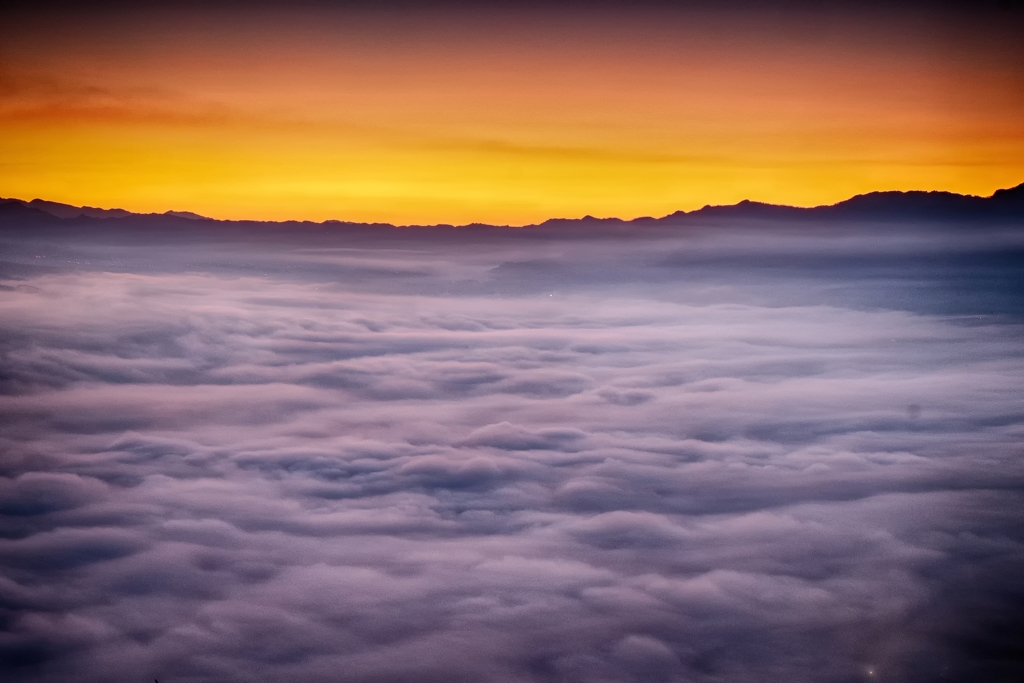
<box><xmin>1</xmin><ymin>6</ymin><xmax>1022</xmax><ymax>225</ymax></box>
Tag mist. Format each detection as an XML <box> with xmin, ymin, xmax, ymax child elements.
<box><xmin>1</xmin><ymin>214</ymin><xmax>1023</xmax><ymax>682</ymax></box>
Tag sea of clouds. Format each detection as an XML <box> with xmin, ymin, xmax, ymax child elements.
<box><xmin>1</xmin><ymin>218</ymin><xmax>1023</xmax><ymax>682</ymax></box>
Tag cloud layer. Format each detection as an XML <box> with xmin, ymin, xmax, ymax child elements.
<box><xmin>1</xmin><ymin>219</ymin><xmax>1023</xmax><ymax>682</ymax></box>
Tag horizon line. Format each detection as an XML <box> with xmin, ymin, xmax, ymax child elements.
<box><xmin>2</xmin><ymin>181</ymin><xmax>1023</xmax><ymax>229</ymax></box>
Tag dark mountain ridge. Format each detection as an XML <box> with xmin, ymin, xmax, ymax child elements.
<box><xmin>1</xmin><ymin>183</ymin><xmax>1022</xmax><ymax>231</ymax></box>
<box><xmin>0</xmin><ymin>198</ymin><xmax>209</xmax><ymax>223</ymax></box>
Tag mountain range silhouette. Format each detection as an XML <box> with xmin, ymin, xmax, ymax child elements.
<box><xmin>1</xmin><ymin>183</ymin><xmax>1022</xmax><ymax>230</ymax></box>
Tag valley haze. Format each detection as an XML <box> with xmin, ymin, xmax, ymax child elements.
<box><xmin>0</xmin><ymin>184</ymin><xmax>1023</xmax><ymax>683</ymax></box>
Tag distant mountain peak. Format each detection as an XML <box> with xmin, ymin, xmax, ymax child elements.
<box><xmin>163</xmin><ymin>210</ymin><xmax>209</xmax><ymax>220</ymax></box>
<box><xmin>1</xmin><ymin>182</ymin><xmax>1022</xmax><ymax>229</ymax></box>
<box><xmin>990</xmin><ymin>182</ymin><xmax>1024</xmax><ymax>204</ymax></box>
<box><xmin>26</xmin><ymin>198</ymin><xmax>133</xmax><ymax>219</ymax></box>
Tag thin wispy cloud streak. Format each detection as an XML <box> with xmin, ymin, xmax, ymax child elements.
<box><xmin>1</xmin><ymin>212</ymin><xmax>1023</xmax><ymax>682</ymax></box>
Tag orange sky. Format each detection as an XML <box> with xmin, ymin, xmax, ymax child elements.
<box><xmin>1</xmin><ymin>4</ymin><xmax>1022</xmax><ymax>225</ymax></box>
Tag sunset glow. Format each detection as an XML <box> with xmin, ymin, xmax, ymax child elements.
<box><xmin>2</xmin><ymin>4</ymin><xmax>1022</xmax><ymax>223</ymax></box>
<box><xmin>4</xmin><ymin>5</ymin><xmax>1024</xmax><ymax>682</ymax></box>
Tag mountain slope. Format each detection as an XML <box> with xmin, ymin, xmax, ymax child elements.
<box><xmin>1</xmin><ymin>182</ymin><xmax>1022</xmax><ymax>229</ymax></box>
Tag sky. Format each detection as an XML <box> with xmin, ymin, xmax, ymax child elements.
<box><xmin>1</xmin><ymin>1</ymin><xmax>1023</xmax><ymax>224</ymax></box>
<box><xmin>3</xmin><ymin>4</ymin><xmax>1024</xmax><ymax>680</ymax></box>
<box><xmin>1</xmin><ymin>213</ymin><xmax>1023</xmax><ymax>682</ymax></box>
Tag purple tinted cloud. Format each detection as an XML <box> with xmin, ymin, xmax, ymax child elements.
<box><xmin>1</xmin><ymin>220</ymin><xmax>1023</xmax><ymax>682</ymax></box>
